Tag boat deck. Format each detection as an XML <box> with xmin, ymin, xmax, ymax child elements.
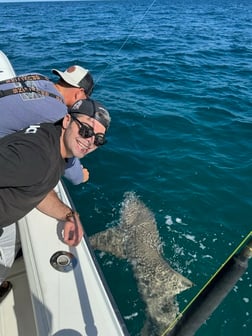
<box><xmin>0</xmin><ymin>183</ymin><xmax>128</xmax><ymax>336</ymax></box>
<box><xmin>0</xmin><ymin>256</ymin><xmax>37</xmax><ymax>336</ymax></box>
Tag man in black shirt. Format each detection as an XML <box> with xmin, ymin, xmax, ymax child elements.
<box><xmin>0</xmin><ymin>98</ymin><xmax>111</xmax><ymax>300</ymax></box>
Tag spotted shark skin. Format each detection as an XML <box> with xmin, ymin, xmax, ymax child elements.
<box><xmin>89</xmin><ymin>192</ymin><xmax>193</xmax><ymax>335</ymax></box>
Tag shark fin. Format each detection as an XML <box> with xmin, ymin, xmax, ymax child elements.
<box><xmin>89</xmin><ymin>227</ymin><xmax>127</xmax><ymax>259</ymax></box>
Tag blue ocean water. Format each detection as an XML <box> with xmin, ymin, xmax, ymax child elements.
<box><xmin>1</xmin><ymin>0</ymin><xmax>251</xmax><ymax>335</ymax></box>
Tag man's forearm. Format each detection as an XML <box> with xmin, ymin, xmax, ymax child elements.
<box><xmin>37</xmin><ymin>189</ymin><xmax>84</xmax><ymax>246</ymax></box>
<box><xmin>36</xmin><ymin>189</ymin><xmax>73</xmax><ymax>221</ymax></box>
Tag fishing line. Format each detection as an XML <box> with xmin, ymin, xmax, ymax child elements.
<box><xmin>95</xmin><ymin>0</ymin><xmax>157</xmax><ymax>84</ymax></box>
<box><xmin>160</xmin><ymin>231</ymin><xmax>252</xmax><ymax>336</ymax></box>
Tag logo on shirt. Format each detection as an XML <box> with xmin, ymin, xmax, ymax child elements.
<box><xmin>25</xmin><ymin>125</ymin><xmax>40</xmax><ymax>134</ymax></box>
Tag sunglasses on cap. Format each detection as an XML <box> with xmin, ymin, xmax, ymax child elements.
<box><xmin>71</xmin><ymin>115</ymin><xmax>107</xmax><ymax>147</ymax></box>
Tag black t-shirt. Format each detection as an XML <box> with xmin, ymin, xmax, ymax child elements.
<box><xmin>0</xmin><ymin>123</ymin><xmax>66</xmax><ymax>227</ymax></box>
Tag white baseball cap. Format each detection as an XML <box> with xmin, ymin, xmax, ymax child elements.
<box><xmin>52</xmin><ymin>65</ymin><xmax>94</xmax><ymax>96</ymax></box>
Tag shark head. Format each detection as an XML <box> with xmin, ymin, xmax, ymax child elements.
<box><xmin>89</xmin><ymin>192</ymin><xmax>193</xmax><ymax>335</ymax></box>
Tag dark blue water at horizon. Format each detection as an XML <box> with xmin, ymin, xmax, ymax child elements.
<box><xmin>1</xmin><ymin>0</ymin><xmax>251</xmax><ymax>335</ymax></box>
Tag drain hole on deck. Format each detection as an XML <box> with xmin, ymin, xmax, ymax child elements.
<box><xmin>50</xmin><ymin>251</ymin><xmax>77</xmax><ymax>272</ymax></box>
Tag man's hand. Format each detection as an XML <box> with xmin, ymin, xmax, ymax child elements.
<box><xmin>63</xmin><ymin>212</ymin><xmax>83</xmax><ymax>246</ymax></box>
<box><xmin>82</xmin><ymin>167</ymin><xmax>89</xmax><ymax>183</ymax></box>
<box><xmin>37</xmin><ymin>190</ymin><xmax>84</xmax><ymax>246</ymax></box>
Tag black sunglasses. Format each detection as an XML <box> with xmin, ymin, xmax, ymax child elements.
<box><xmin>71</xmin><ymin>115</ymin><xmax>107</xmax><ymax>147</ymax></box>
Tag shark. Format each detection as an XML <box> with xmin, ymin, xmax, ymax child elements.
<box><xmin>89</xmin><ymin>192</ymin><xmax>193</xmax><ymax>335</ymax></box>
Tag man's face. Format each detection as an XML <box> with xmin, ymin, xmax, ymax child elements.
<box><xmin>66</xmin><ymin>87</ymin><xmax>88</xmax><ymax>108</ymax></box>
<box><xmin>62</xmin><ymin>114</ymin><xmax>106</xmax><ymax>158</ymax></box>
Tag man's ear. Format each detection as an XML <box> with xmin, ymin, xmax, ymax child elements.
<box><xmin>62</xmin><ymin>113</ymin><xmax>72</xmax><ymax>129</ymax></box>
<box><xmin>76</xmin><ymin>88</ymin><xmax>87</xmax><ymax>100</ymax></box>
